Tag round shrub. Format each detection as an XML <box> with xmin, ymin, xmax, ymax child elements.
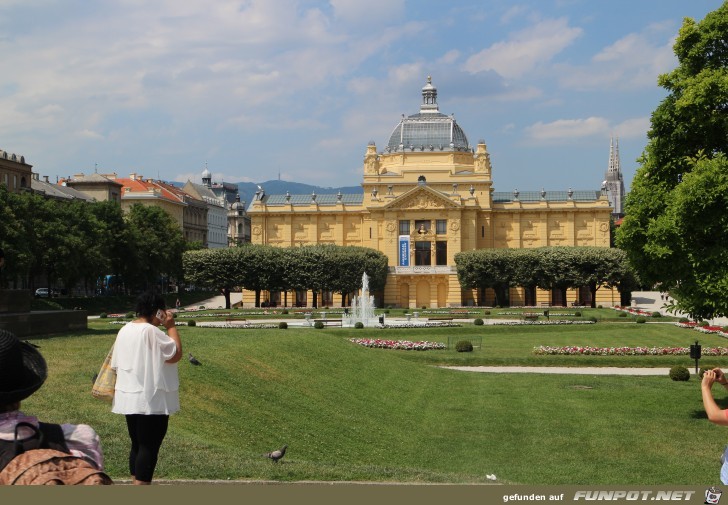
<box><xmin>455</xmin><ymin>340</ymin><xmax>474</xmax><ymax>353</ymax></box>
<box><xmin>125</xmin><ymin>312</ymin><xmax>135</xmax><ymax>319</ymax></box>
<box><xmin>679</xmin><ymin>317</ymin><xmax>689</xmax><ymax>323</ymax></box>
<box><xmin>99</xmin><ymin>312</ymin><xmax>107</xmax><ymax>319</ymax></box>
<box><xmin>278</xmin><ymin>322</ymin><xmax>288</xmax><ymax>329</ymax></box>
<box><xmin>699</xmin><ymin>320</ymin><xmax>709</xmax><ymax>327</ymax></box>
<box><xmin>383</xmin><ymin>309</ymin><xmax>390</xmax><ymax>314</ymax></box>
<box><xmin>198</xmin><ymin>305</ymin><xmax>205</xmax><ymax>310</ymax></box>
<box><xmin>314</xmin><ymin>321</ymin><xmax>325</xmax><ymax>329</ymax></box>
<box><xmin>597</xmin><ymin>305</ymin><xmax>603</xmax><ymax>309</ymax></box>
<box><xmin>473</xmin><ymin>318</ymin><xmax>484</xmax><ymax>326</ymax></box>
<box><xmin>483</xmin><ymin>310</ymin><xmax>491</xmax><ymax>316</ymax></box>
<box><xmin>635</xmin><ymin>316</ymin><xmax>647</xmax><ymax>324</ymax></box>
<box><xmin>618</xmin><ymin>312</ymin><xmax>628</xmax><ymax>318</ymax></box>
<box><xmin>421</xmin><ymin>305</ymin><xmax>427</xmax><ymax>310</ymax></box>
<box><xmin>669</xmin><ymin>366</ymin><xmax>690</xmax><ymax>381</ymax></box>
<box><xmin>354</xmin><ymin>322</ymin><xmax>364</xmax><ymax>329</ymax></box>
<box><xmin>187</xmin><ymin>320</ymin><xmax>196</xmax><ymax>327</ymax></box>
<box><xmin>574</xmin><ymin>311</ymin><xmax>582</xmax><ymax>317</ymax></box>
<box><xmin>588</xmin><ymin>316</ymin><xmax>598</xmax><ymax>323</ymax></box>
<box><xmin>282</xmin><ymin>309</ymin><xmax>289</xmax><ymax>314</ymax></box>
<box><xmin>651</xmin><ymin>312</ymin><xmax>662</xmax><ymax>318</ymax></box>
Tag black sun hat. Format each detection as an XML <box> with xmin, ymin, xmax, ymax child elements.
<box><xmin>0</xmin><ymin>329</ymin><xmax>47</xmax><ymax>404</ymax></box>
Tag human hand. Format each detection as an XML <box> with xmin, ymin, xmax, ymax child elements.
<box><xmin>713</xmin><ymin>368</ymin><xmax>728</xmax><ymax>385</ymax></box>
<box><xmin>703</xmin><ymin>369</ymin><xmax>717</xmax><ymax>388</ymax></box>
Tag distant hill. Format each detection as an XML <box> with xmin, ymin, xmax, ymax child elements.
<box><xmin>234</xmin><ymin>180</ymin><xmax>362</xmax><ymax>206</ymax></box>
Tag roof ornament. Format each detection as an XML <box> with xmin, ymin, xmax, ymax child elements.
<box><xmin>541</xmin><ymin>188</ymin><xmax>546</xmax><ymax>200</ymax></box>
<box><xmin>285</xmin><ymin>191</ymin><xmax>291</xmax><ymax>202</ymax></box>
<box><xmin>568</xmin><ymin>188</ymin><xmax>574</xmax><ymax>199</ymax></box>
<box><xmin>513</xmin><ymin>189</ymin><xmax>519</xmax><ymax>201</ymax></box>
<box><xmin>469</xmin><ymin>185</ymin><xmax>475</xmax><ymax>197</ymax></box>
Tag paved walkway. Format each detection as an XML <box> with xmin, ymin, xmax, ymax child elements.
<box><xmin>631</xmin><ymin>290</ymin><xmax>728</xmax><ymax>325</ymax></box>
<box><xmin>440</xmin><ymin>366</ymin><xmax>672</xmax><ymax>375</ymax></box>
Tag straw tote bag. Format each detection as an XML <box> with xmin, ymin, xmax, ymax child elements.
<box><xmin>91</xmin><ymin>346</ymin><xmax>116</xmax><ymax>402</ymax></box>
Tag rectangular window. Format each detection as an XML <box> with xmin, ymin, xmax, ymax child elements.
<box><xmin>399</xmin><ymin>220</ymin><xmax>410</xmax><ymax>235</ymax></box>
<box><xmin>415</xmin><ymin>241</ymin><xmax>431</xmax><ymax>266</ymax></box>
<box><xmin>436</xmin><ymin>241</ymin><xmax>447</xmax><ymax>265</ymax></box>
<box><xmin>481</xmin><ymin>225</ymin><xmax>485</xmax><ymax>238</ymax></box>
<box><xmin>436</xmin><ymin>220</ymin><xmax>447</xmax><ymax>235</ymax></box>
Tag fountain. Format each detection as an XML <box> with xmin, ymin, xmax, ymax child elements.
<box><xmin>343</xmin><ymin>272</ymin><xmax>379</xmax><ymax>327</ymax></box>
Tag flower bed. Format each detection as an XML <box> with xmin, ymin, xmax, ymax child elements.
<box><xmin>109</xmin><ymin>321</ymin><xmax>188</xmax><ymax>326</ymax></box>
<box><xmin>196</xmin><ymin>322</ymin><xmax>278</xmax><ymax>329</ymax></box>
<box><xmin>421</xmin><ymin>310</ymin><xmax>481</xmax><ymax>315</ymax></box>
<box><xmin>533</xmin><ymin>345</ymin><xmax>728</xmax><ymax>356</ymax></box>
<box><xmin>381</xmin><ymin>322</ymin><xmax>461</xmax><ymax>328</ymax></box>
<box><xmin>675</xmin><ymin>321</ymin><xmax>728</xmax><ymax>338</ymax></box>
<box><xmin>489</xmin><ymin>320</ymin><xmax>595</xmax><ymax>326</ymax></box>
<box><xmin>612</xmin><ymin>306</ymin><xmax>654</xmax><ymax>317</ymax></box>
<box><xmin>350</xmin><ymin>338</ymin><xmax>446</xmax><ymax>350</ymax></box>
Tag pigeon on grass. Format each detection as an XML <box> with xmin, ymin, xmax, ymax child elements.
<box><xmin>264</xmin><ymin>444</ymin><xmax>287</xmax><ymax>463</ymax></box>
<box><xmin>188</xmin><ymin>353</ymin><xmax>202</xmax><ymax>366</ymax></box>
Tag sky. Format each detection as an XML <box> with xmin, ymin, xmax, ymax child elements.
<box><xmin>0</xmin><ymin>0</ymin><xmax>723</xmax><ymax>193</ymax></box>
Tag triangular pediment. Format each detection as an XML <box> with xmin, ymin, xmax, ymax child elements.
<box><xmin>382</xmin><ymin>185</ymin><xmax>461</xmax><ymax>210</ymax></box>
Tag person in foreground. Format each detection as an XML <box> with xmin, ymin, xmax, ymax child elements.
<box><xmin>701</xmin><ymin>367</ymin><xmax>728</xmax><ymax>484</ymax></box>
<box><xmin>0</xmin><ymin>329</ymin><xmax>105</xmax><ymax>473</ymax></box>
<box><xmin>112</xmin><ymin>291</ymin><xmax>182</xmax><ymax>485</ymax></box>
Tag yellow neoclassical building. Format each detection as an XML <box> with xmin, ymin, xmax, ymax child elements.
<box><xmin>247</xmin><ymin>78</ymin><xmax>614</xmax><ymax>308</ymax></box>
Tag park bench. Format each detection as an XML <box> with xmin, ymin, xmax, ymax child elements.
<box><xmin>314</xmin><ymin>319</ymin><xmax>343</xmax><ymax>327</ymax></box>
<box><xmin>225</xmin><ymin>318</ymin><xmax>248</xmax><ymax>325</ymax></box>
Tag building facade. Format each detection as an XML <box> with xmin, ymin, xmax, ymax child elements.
<box><xmin>182</xmin><ymin>172</ymin><xmax>228</xmax><ymax>249</ymax></box>
<box><xmin>246</xmin><ymin>78</ymin><xmax>615</xmax><ymax>308</ymax></box>
<box><xmin>0</xmin><ymin>148</ymin><xmax>32</xmax><ymax>193</ymax></box>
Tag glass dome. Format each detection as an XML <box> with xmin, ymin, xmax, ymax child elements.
<box><xmin>385</xmin><ymin>77</ymin><xmax>470</xmax><ymax>152</ymax></box>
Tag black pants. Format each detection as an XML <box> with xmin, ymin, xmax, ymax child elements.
<box><xmin>125</xmin><ymin>414</ymin><xmax>169</xmax><ymax>482</ymax></box>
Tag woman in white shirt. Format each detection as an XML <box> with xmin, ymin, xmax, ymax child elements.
<box><xmin>111</xmin><ymin>291</ymin><xmax>182</xmax><ymax>485</ymax></box>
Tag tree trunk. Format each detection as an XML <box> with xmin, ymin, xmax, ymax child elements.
<box><xmin>254</xmin><ymin>289</ymin><xmax>260</xmax><ymax>308</ymax></box>
<box><xmin>222</xmin><ymin>287</ymin><xmax>231</xmax><ymax>309</ymax></box>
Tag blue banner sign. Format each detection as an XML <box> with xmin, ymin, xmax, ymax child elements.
<box><xmin>399</xmin><ymin>235</ymin><xmax>409</xmax><ymax>266</ymax></box>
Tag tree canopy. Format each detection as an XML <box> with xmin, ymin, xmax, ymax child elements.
<box><xmin>182</xmin><ymin>244</ymin><xmax>389</xmax><ymax>308</ymax></box>
<box><xmin>455</xmin><ymin>246</ymin><xmax>632</xmax><ymax>308</ymax></box>
<box><xmin>0</xmin><ymin>187</ymin><xmax>186</xmax><ymax>294</ymax></box>
<box><xmin>616</xmin><ymin>2</ymin><xmax>728</xmax><ymax>319</ymax></box>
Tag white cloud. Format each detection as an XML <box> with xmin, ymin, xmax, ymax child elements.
<box><xmin>438</xmin><ymin>50</ymin><xmax>460</xmax><ymax>65</ymax></box>
<box><xmin>559</xmin><ymin>26</ymin><xmax>677</xmax><ymax>91</ymax></box>
<box><xmin>464</xmin><ymin>18</ymin><xmax>582</xmax><ymax>79</ymax></box>
<box><xmin>330</xmin><ymin>0</ymin><xmax>405</xmax><ymax>23</ymax></box>
<box><xmin>500</xmin><ymin>5</ymin><xmax>528</xmax><ymax>24</ymax></box>
<box><xmin>524</xmin><ymin>115</ymin><xmax>650</xmax><ymax>144</ymax></box>
<box><xmin>525</xmin><ymin>117</ymin><xmax>610</xmax><ymax>142</ymax></box>
<box><xmin>613</xmin><ymin>117</ymin><xmax>650</xmax><ymax>139</ymax></box>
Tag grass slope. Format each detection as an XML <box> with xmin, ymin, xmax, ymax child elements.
<box><xmin>19</xmin><ymin>322</ymin><xmax>728</xmax><ymax>484</ymax></box>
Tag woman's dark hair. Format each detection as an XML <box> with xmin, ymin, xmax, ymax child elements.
<box><xmin>135</xmin><ymin>291</ymin><xmax>166</xmax><ymax>319</ymax></box>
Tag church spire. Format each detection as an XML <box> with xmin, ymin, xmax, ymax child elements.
<box><xmin>604</xmin><ymin>136</ymin><xmax>625</xmax><ymax>217</ymax></box>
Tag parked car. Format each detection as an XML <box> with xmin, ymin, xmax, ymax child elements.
<box><xmin>34</xmin><ymin>288</ymin><xmax>61</xmax><ymax>298</ymax></box>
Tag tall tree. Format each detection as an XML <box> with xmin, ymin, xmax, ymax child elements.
<box><xmin>617</xmin><ymin>3</ymin><xmax>728</xmax><ymax>318</ymax></box>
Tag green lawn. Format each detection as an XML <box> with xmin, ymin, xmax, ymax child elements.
<box><xmin>18</xmin><ymin>319</ymin><xmax>728</xmax><ymax>484</ymax></box>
